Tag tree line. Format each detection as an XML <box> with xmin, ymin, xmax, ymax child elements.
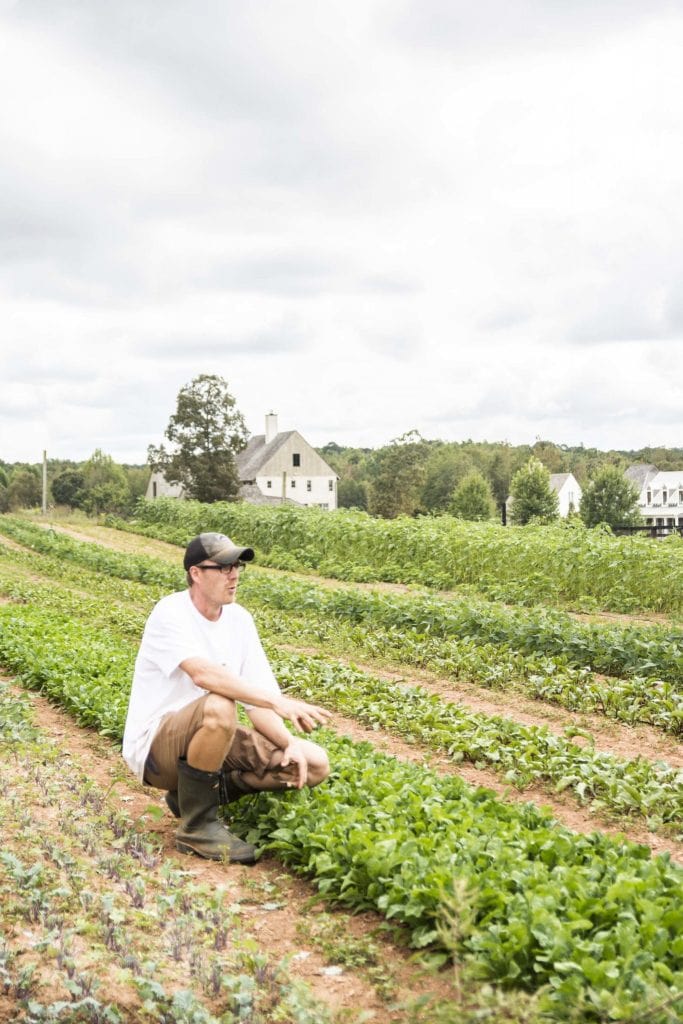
<box><xmin>322</xmin><ymin>432</ymin><xmax>665</xmax><ymax>527</ymax></box>
<box><xmin>3</xmin><ymin>374</ymin><xmax>678</xmax><ymax>529</ymax></box>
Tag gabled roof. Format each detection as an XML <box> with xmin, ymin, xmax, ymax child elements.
<box><xmin>549</xmin><ymin>473</ymin><xmax>570</xmax><ymax>489</ymax></box>
<box><xmin>235</xmin><ymin>431</ymin><xmax>297</xmax><ymax>481</ymax></box>
<box><xmin>625</xmin><ymin>464</ymin><xmax>659</xmax><ymax>489</ymax></box>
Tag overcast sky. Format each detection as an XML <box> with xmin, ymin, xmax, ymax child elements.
<box><xmin>2</xmin><ymin>0</ymin><xmax>683</xmax><ymax>464</ymax></box>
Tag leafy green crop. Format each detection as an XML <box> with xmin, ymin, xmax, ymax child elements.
<box><xmin>112</xmin><ymin>497</ymin><xmax>683</xmax><ymax>614</ymax></box>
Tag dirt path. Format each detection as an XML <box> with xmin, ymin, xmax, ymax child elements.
<box><xmin>2</xmin><ymin>678</ymin><xmax>452</xmax><ymax>1022</ymax></box>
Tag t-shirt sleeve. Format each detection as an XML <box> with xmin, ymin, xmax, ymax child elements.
<box><xmin>140</xmin><ymin>599</ymin><xmax>205</xmax><ymax>679</ymax></box>
<box><xmin>236</xmin><ymin>611</ymin><xmax>281</xmax><ymax>697</ymax></box>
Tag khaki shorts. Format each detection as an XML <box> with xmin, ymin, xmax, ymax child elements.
<box><xmin>143</xmin><ymin>693</ymin><xmax>292</xmax><ymax>791</ymax></box>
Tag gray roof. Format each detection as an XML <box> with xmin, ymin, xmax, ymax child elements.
<box><xmin>235</xmin><ymin>432</ymin><xmax>296</xmax><ymax>481</ymax></box>
<box><xmin>624</xmin><ymin>464</ymin><xmax>658</xmax><ymax>489</ymax></box>
<box><xmin>549</xmin><ymin>473</ymin><xmax>571</xmax><ymax>490</ymax></box>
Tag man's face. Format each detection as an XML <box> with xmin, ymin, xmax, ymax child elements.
<box><xmin>191</xmin><ymin>561</ymin><xmax>242</xmax><ymax>604</ymax></box>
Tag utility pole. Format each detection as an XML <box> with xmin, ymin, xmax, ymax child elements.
<box><xmin>42</xmin><ymin>450</ymin><xmax>47</xmax><ymax>515</ymax></box>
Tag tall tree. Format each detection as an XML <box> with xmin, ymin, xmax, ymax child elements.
<box><xmin>421</xmin><ymin>446</ymin><xmax>475</xmax><ymax>512</ymax></box>
<box><xmin>80</xmin><ymin>449</ymin><xmax>131</xmax><ymax>515</ymax></box>
<box><xmin>580</xmin><ymin>466</ymin><xmax>642</xmax><ymax>529</ymax></box>
<box><xmin>367</xmin><ymin>430</ymin><xmax>428</xmax><ymax>519</ymax></box>
<box><xmin>450</xmin><ymin>470</ymin><xmax>496</xmax><ymax>521</ymax></box>
<box><xmin>6</xmin><ymin>468</ymin><xmax>42</xmax><ymax>510</ymax></box>
<box><xmin>51</xmin><ymin>468</ymin><xmax>87</xmax><ymax>509</ymax></box>
<box><xmin>509</xmin><ymin>457</ymin><xmax>559</xmax><ymax>525</ymax></box>
<box><xmin>148</xmin><ymin>374</ymin><xmax>248</xmax><ymax>503</ymax></box>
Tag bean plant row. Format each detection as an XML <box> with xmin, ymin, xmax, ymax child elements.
<box><xmin>1</xmin><ymin>558</ymin><xmax>681</xmax><ymax>831</ymax></box>
<box><xmin>2</xmin><ymin>522</ymin><xmax>683</xmax><ymax>1018</ymax></box>
<box><xmin>113</xmin><ymin>497</ymin><xmax>683</xmax><ymax>613</ymax></box>
<box><xmin>1</xmin><ymin>622</ymin><xmax>682</xmax><ymax>1021</ymax></box>
<box><xmin>0</xmin><ymin>681</ymin><xmax>338</xmax><ymax>1024</ymax></box>
<box><xmin>3</xmin><ymin>517</ymin><xmax>682</xmax><ymax>736</ymax></box>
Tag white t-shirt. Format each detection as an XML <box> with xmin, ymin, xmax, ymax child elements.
<box><xmin>122</xmin><ymin>590</ymin><xmax>281</xmax><ymax>781</ymax></box>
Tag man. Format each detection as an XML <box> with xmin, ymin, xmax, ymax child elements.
<box><xmin>123</xmin><ymin>532</ymin><xmax>331</xmax><ymax>864</ymax></box>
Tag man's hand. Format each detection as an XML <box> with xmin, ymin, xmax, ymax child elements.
<box><xmin>277</xmin><ymin>739</ymin><xmax>309</xmax><ymax>789</ymax></box>
<box><xmin>272</xmin><ymin>695</ymin><xmax>331</xmax><ymax>733</ymax></box>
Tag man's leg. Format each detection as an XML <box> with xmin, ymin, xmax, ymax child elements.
<box><xmin>144</xmin><ymin>694</ymin><xmax>256</xmax><ymax>864</ymax></box>
<box><xmin>224</xmin><ymin>729</ymin><xmax>330</xmax><ymax>794</ymax></box>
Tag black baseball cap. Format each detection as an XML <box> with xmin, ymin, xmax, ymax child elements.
<box><xmin>183</xmin><ymin>532</ymin><xmax>255</xmax><ymax>571</ymax></box>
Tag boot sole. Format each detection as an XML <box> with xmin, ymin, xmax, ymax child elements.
<box><xmin>175</xmin><ymin>838</ymin><xmax>257</xmax><ymax>865</ymax></box>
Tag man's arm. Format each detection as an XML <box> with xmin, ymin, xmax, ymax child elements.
<box><xmin>179</xmin><ymin>656</ymin><xmax>331</xmax><ymax>733</ymax></box>
<box><xmin>246</xmin><ymin>707</ymin><xmax>319</xmax><ymax>789</ymax></box>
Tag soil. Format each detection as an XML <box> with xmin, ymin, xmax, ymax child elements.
<box><xmin>1</xmin><ymin>677</ymin><xmax>454</xmax><ymax>1023</ymax></box>
<box><xmin>3</xmin><ymin>516</ymin><xmax>682</xmax><ymax>1020</ymax></box>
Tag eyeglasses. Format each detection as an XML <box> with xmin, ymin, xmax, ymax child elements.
<box><xmin>195</xmin><ymin>561</ymin><xmax>247</xmax><ymax>574</ymax></box>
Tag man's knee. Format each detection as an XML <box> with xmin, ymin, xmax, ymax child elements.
<box><xmin>306</xmin><ymin>744</ymin><xmax>330</xmax><ymax>788</ymax></box>
<box><xmin>201</xmin><ymin>693</ymin><xmax>237</xmax><ymax>736</ymax></box>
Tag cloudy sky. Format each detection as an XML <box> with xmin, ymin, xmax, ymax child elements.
<box><xmin>2</xmin><ymin>0</ymin><xmax>683</xmax><ymax>464</ymax></box>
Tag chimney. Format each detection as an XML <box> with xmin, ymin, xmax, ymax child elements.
<box><xmin>265</xmin><ymin>412</ymin><xmax>278</xmax><ymax>444</ymax></box>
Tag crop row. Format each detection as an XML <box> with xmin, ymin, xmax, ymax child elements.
<box><xmin>0</xmin><ymin>599</ymin><xmax>682</xmax><ymax>1019</ymax></box>
<box><xmin>2</xmin><ymin>518</ymin><xmax>682</xmax><ymax>736</ymax></box>
<box><xmin>5</xmin><ymin>515</ymin><xmax>680</xmax><ymax>684</ymax></box>
<box><xmin>1</xmin><ymin>561</ymin><xmax>682</xmax><ymax>836</ymax></box>
<box><xmin>0</xmin><ymin>682</ymin><xmax>334</xmax><ymax>1024</ymax></box>
<box><xmin>114</xmin><ymin>497</ymin><xmax>683</xmax><ymax>614</ymax></box>
<box><xmin>1</xmin><ymin>528</ymin><xmax>682</xmax><ymax>828</ymax></box>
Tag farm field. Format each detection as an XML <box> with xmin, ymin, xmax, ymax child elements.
<box><xmin>1</xmin><ymin>510</ymin><xmax>682</xmax><ymax>1023</ymax></box>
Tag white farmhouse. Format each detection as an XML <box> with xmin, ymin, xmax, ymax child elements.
<box><xmin>625</xmin><ymin>464</ymin><xmax>683</xmax><ymax>528</ymax></box>
<box><xmin>505</xmin><ymin>471</ymin><xmax>581</xmax><ymax>521</ymax></box>
<box><xmin>145</xmin><ymin>413</ymin><xmax>338</xmax><ymax>510</ymax></box>
<box><xmin>236</xmin><ymin>413</ymin><xmax>338</xmax><ymax>509</ymax></box>
<box><xmin>145</xmin><ymin>471</ymin><xmax>184</xmax><ymax>500</ymax></box>
<box><xmin>549</xmin><ymin>473</ymin><xmax>582</xmax><ymax>517</ymax></box>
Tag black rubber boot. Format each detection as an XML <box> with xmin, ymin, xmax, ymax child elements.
<box><xmin>174</xmin><ymin>759</ymin><xmax>257</xmax><ymax>864</ymax></box>
<box><xmin>166</xmin><ymin>769</ymin><xmax>254</xmax><ymax>820</ymax></box>
<box><xmin>165</xmin><ymin>790</ymin><xmax>180</xmax><ymax>818</ymax></box>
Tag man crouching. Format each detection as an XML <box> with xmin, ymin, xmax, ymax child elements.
<box><xmin>122</xmin><ymin>532</ymin><xmax>331</xmax><ymax>864</ymax></box>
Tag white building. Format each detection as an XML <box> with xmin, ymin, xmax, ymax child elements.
<box><xmin>625</xmin><ymin>464</ymin><xmax>683</xmax><ymax>528</ymax></box>
<box><xmin>505</xmin><ymin>471</ymin><xmax>581</xmax><ymax>521</ymax></box>
<box><xmin>145</xmin><ymin>471</ymin><xmax>184</xmax><ymax>500</ymax></box>
<box><xmin>146</xmin><ymin>413</ymin><xmax>338</xmax><ymax>510</ymax></box>
<box><xmin>549</xmin><ymin>473</ymin><xmax>582</xmax><ymax>517</ymax></box>
<box><xmin>236</xmin><ymin>413</ymin><xmax>338</xmax><ymax>510</ymax></box>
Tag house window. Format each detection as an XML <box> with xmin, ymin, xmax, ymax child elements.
<box><xmin>328</xmin><ymin>480</ymin><xmax>333</xmax><ymax>491</ymax></box>
<box><xmin>266</xmin><ymin>480</ymin><xmax>272</xmax><ymax>489</ymax></box>
<box><xmin>663</xmin><ymin>488</ymin><xmax>668</xmax><ymax>504</ymax></box>
<box><xmin>293</xmin><ymin>453</ymin><xmax>300</xmax><ymax>467</ymax></box>
<box><xmin>152</xmin><ymin>481</ymin><xmax>157</xmax><ymax>498</ymax></box>
<box><xmin>306</xmin><ymin>480</ymin><xmax>312</xmax><ymax>492</ymax></box>
<box><xmin>291</xmin><ymin>479</ymin><xmax>296</xmax><ymax>488</ymax></box>
<box><xmin>679</xmin><ymin>489</ymin><xmax>683</xmax><ymax>504</ymax></box>
<box><xmin>647</xmin><ymin>490</ymin><xmax>652</xmax><ymax>503</ymax></box>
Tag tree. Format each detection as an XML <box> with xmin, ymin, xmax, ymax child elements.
<box><xmin>421</xmin><ymin>447</ymin><xmax>475</xmax><ymax>512</ymax></box>
<box><xmin>366</xmin><ymin>430</ymin><xmax>428</xmax><ymax>519</ymax></box>
<box><xmin>6</xmin><ymin>468</ymin><xmax>42</xmax><ymax>510</ymax></box>
<box><xmin>79</xmin><ymin>450</ymin><xmax>131</xmax><ymax>514</ymax></box>
<box><xmin>579</xmin><ymin>466</ymin><xmax>642</xmax><ymax>529</ymax></box>
<box><xmin>148</xmin><ymin>375</ymin><xmax>248</xmax><ymax>503</ymax></box>
<box><xmin>451</xmin><ymin>470</ymin><xmax>496</xmax><ymax>521</ymax></box>
<box><xmin>52</xmin><ymin>469</ymin><xmax>86</xmax><ymax>508</ymax></box>
<box><xmin>509</xmin><ymin>457</ymin><xmax>559</xmax><ymax>525</ymax></box>
<box><xmin>337</xmin><ymin>478</ymin><xmax>368</xmax><ymax>510</ymax></box>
